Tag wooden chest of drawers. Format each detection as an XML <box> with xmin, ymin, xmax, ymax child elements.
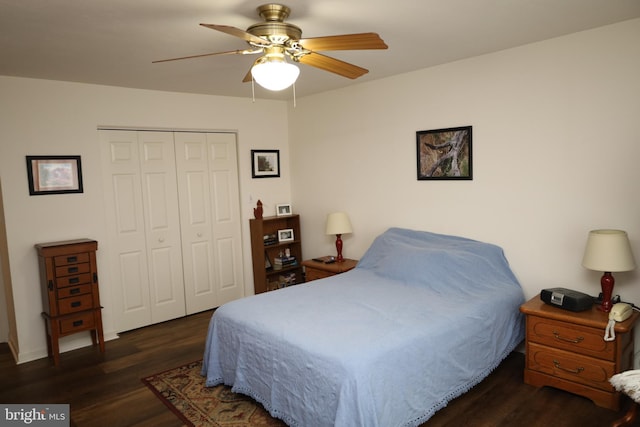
<box><xmin>520</xmin><ymin>295</ymin><xmax>638</xmax><ymax>410</ymax></box>
<box><xmin>36</xmin><ymin>239</ymin><xmax>105</xmax><ymax>366</ymax></box>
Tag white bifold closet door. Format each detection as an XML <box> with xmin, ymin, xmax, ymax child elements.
<box><xmin>99</xmin><ymin>130</ymin><xmax>244</xmax><ymax>332</ymax></box>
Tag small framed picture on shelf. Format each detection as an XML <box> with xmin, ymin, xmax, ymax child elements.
<box><xmin>278</xmin><ymin>228</ymin><xmax>294</xmax><ymax>242</ymax></box>
<box><xmin>276</xmin><ymin>203</ymin><xmax>292</xmax><ymax>216</ymax></box>
<box><xmin>265</xmin><ymin>253</ymin><xmax>273</xmax><ymax>270</ymax></box>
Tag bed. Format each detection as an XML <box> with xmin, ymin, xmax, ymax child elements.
<box><xmin>202</xmin><ymin>227</ymin><xmax>525</xmax><ymax>426</ymax></box>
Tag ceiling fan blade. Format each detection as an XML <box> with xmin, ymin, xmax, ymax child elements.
<box><xmin>200</xmin><ymin>24</ymin><xmax>267</xmax><ymax>45</ymax></box>
<box><xmin>152</xmin><ymin>49</ymin><xmax>256</xmax><ymax>63</ymax></box>
<box><xmin>299</xmin><ymin>33</ymin><xmax>388</xmax><ymax>51</ymax></box>
<box><xmin>298</xmin><ymin>52</ymin><xmax>368</xmax><ymax>79</ymax></box>
<box><xmin>242</xmin><ymin>66</ymin><xmax>253</xmax><ymax>83</ymax></box>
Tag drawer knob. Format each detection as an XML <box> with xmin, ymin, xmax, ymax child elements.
<box><xmin>553</xmin><ymin>359</ymin><xmax>584</xmax><ymax>375</ymax></box>
<box><xmin>552</xmin><ymin>331</ymin><xmax>584</xmax><ymax>344</ymax></box>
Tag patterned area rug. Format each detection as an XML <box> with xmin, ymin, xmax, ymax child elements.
<box><xmin>142</xmin><ymin>360</ymin><xmax>286</xmax><ymax>426</ymax></box>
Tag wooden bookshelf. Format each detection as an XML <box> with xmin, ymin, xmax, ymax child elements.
<box><xmin>249</xmin><ymin>214</ymin><xmax>304</xmax><ymax>294</ymax></box>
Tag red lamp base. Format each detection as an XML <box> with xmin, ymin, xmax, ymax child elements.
<box><xmin>599</xmin><ymin>271</ymin><xmax>615</xmax><ymax>313</ymax></box>
<box><xmin>335</xmin><ymin>234</ymin><xmax>344</xmax><ymax>262</ymax></box>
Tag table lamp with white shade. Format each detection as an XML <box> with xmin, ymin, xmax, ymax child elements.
<box><xmin>582</xmin><ymin>229</ymin><xmax>636</xmax><ymax>312</ymax></box>
<box><xmin>325</xmin><ymin>212</ymin><xmax>353</xmax><ymax>263</ymax></box>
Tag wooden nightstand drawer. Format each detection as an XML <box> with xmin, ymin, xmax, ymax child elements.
<box><xmin>528</xmin><ymin>315</ymin><xmax>614</xmax><ymax>360</ymax></box>
<box><xmin>302</xmin><ymin>259</ymin><xmax>358</xmax><ymax>282</ymax></box>
<box><xmin>306</xmin><ymin>268</ymin><xmax>333</xmax><ymax>281</ymax></box>
<box><xmin>59</xmin><ymin>312</ymin><xmax>96</xmax><ymax>334</ymax></box>
<box><xmin>58</xmin><ymin>294</ymin><xmax>94</xmax><ymax>315</ymax></box>
<box><xmin>528</xmin><ymin>342</ymin><xmax>614</xmax><ymax>392</ymax></box>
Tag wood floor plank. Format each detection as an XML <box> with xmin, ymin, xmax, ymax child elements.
<box><xmin>0</xmin><ymin>309</ymin><xmax>628</xmax><ymax>426</ymax></box>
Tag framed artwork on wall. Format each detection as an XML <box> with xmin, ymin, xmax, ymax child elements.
<box><xmin>251</xmin><ymin>149</ymin><xmax>280</xmax><ymax>178</ymax></box>
<box><xmin>26</xmin><ymin>155</ymin><xmax>84</xmax><ymax>195</ymax></box>
<box><xmin>416</xmin><ymin>126</ymin><xmax>472</xmax><ymax>180</ymax></box>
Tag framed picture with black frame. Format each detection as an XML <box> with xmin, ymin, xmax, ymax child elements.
<box><xmin>251</xmin><ymin>149</ymin><xmax>280</xmax><ymax>178</ymax></box>
<box><xmin>26</xmin><ymin>155</ymin><xmax>84</xmax><ymax>195</ymax></box>
<box><xmin>416</xmin><ymin>126</ymin><xmax>472</xmax><ymax>180</ymax></box>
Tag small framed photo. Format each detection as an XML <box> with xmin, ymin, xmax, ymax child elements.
<box><xmin>276</xmin><ymin>203</ymin><xmax>292</xmax><ymax>216</ymax></box>
<box><xmin>416</xmin><ymin>126</ymin><xmax>472</xmax><ymax>180</ymax></box>
<box><xmin>251</xmin><ymin>149</ymin><xmax>280</xmax><ymax>178</ymax></box>
<box><xmin>278</xmin><ymin>228</ymin><xmax>294</xmax><ymax>242</ymax></box>
<box><xmin>26</xmin><ymin>155</ymin><xmax>84</xmax><ymax>195</ymax></box>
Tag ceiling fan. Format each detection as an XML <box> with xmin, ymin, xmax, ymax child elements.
<box><xmin>153</xmin><ymin>3</ymin><xmax>388</xmax><ymax>91</ymax></box>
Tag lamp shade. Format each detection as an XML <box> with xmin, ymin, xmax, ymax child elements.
<box><xmin>325</xmin><ymin>212</ymin><xmax>353</xmax><ymax>236</ymax></box>
<box><xmin>251</xmin><ymin>59</ymin><xmax>299</xmax><ymax>91</ymax></box>
<box><xmin>582</xmin><ymin>229</ymin><xmax>636</xmax><ymax>272</ymax></box>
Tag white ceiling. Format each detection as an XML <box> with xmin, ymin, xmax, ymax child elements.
<box><xmin>1</xmin><ymin>0</ymin><xmax>640</xmax><ymax>100</ymax></box>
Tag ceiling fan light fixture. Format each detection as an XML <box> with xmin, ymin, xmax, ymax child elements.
<box><xmin>251</xmin><ymin>56</ymin><xmax>300</xmax><ymax>91</ymax></box>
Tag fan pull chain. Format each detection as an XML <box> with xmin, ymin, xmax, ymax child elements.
<box><xmin>251</xmin><ymin>77</ymin><xmax>256</xmax><ymax>103</ymax></box>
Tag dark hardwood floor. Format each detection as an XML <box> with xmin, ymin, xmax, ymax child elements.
<box><xmin>0</xmin><ymin>310</ymin><xmax>632</xmax><ymax>426</ymax></box>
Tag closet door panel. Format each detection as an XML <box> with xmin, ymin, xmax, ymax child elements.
<box><xmin>100</xmin><ymin>130</ymin><xmax>152</xmax><ymax>331</ymax></box>
<box><xmin>119</xmin><ymin>251</ymin><xmax>148</xmax><ymax>312</ymax></box>
<box><xmin>138</xmin><ymin>132</ymin><xmax>186</xmax><ymax>323</ymax></box>
<box><xmin>174</xmin><ymin>132</ymin><xmax>218</xmax><ymax>313</ymax></box>
<box><xmin>208</xmin><ymin>133</ymin><xmax>244</xmax><ymax>306</ymax></box>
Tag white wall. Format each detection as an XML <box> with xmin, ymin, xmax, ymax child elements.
<box><xmin>0</xmin><ymin>77</ymin><xmax>291</xmax><ymax>363</ymax></box>
<box><xmin>290</xmin><ymin>19</ymin><xmax>640</xmax><ymax>306</ymax></box>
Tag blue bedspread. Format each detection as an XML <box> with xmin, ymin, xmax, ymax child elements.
<box><xmin>202</xmin><ymin>228</ymin><xmax>525</xmax><ymax>426</ymax></box>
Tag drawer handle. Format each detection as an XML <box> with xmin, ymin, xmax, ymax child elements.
<box><xmin>71</xmin><ymin>301</ymin><xmax>81</xmax><ymax>308</ymax></box>
<box><xmin>73</xmin><ymin>320</ymin><xmax>83</xmax><ymax>327</ymax></box>
<box><xmin>67</xmin><ymin>256</ymin><xmax>78</xmax><ymax>263</ymax></box>
<box><xmin>553</xmin><ymin>359</ymin><xmax>584</xmax><ymax>375</ymax></box>
<box><xmin>552</xmin><ymin>331</ymin><xmax>584</xmax><ymax>344</ymax></box>
<box><xmin>70</xmin><ymin>288</ymin><xmax>81</xmax><ymax>294</ymax></box>
<box><xmin>69</xmin><ymin>277</ymin><xmax>80</xmax><ymax>284</ymax></box>
<box><xmin>68</xmin><ymin>267</ymin><xmax>79</xmax><ymax>273</ymax></box>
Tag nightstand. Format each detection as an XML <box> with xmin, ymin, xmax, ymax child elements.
<box><xmin>520</xmin><ymin>295</ymin><xmax>638</xmax><ymax>410</ymax></box>
<box><xmin>301</xmin><ymin>258</ymin><xmax>358</xmax><ymax>282</ymax></box>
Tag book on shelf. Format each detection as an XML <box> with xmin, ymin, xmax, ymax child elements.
<box><xmin>278</xmin><ymin>272</ymin><xmax>297</xmax><ymax>288</ymax></box>
<box><xmin>263</xmin><ymin>233</ymin><xmax>278</xmax><ymax>246</ymax></box>
<box><xmin>273</xmin><ymin>255</ymin><xmax>297</xmax><ymax>270</ymax></box>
